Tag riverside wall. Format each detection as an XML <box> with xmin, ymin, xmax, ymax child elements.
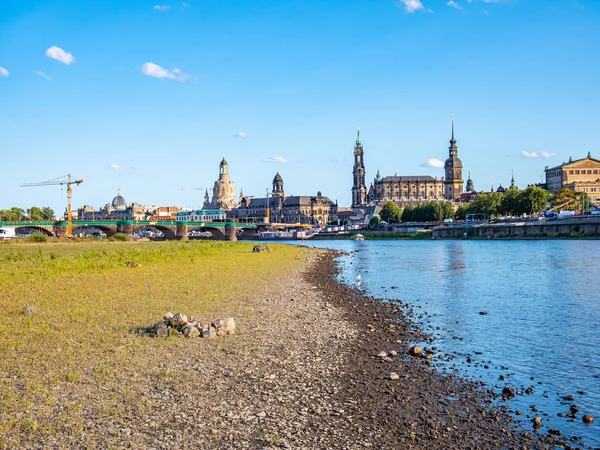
<box><xmin>432</xmin><ymin>216</ymin><xmax>600</xmax><ymax>239</ymax></box>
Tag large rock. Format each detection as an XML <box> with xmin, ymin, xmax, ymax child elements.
<box><xmin>502</xmin><ymin>387</ymin><xmax>515</xmax><ymax>398</ymax></box>
<box><xmin>171</xmin><ymin>313</ymin><xmax>187</xmax><ymax>326</ymax></box>
<box><xmin>22</xmin><ymin>306</ymin><xmax>36</xmax><ymax>315</ymax></box>
<box><xmin>154</xmin><ymin>323</ymin><xmax>168</xmax><ymax>337</ymax></box>
<box><xmin>163</xmin><ymin>312</ymin><xmax>174</xmax><ymax>321</ymax></box>
<box><xmin>183</xmin><ymin>326</ymin><xmax>200</xmax><ymax>338</ymax></box>
<box><xmin>222</xmin><ymin>317</ymin><xmax>236</xmax><ymax>334</ymax></box>
<box><xmin>211</xmin><ymin>318</ymin><xmax>225</xmax><ymax>329</ymax></box>
<box><xmin>409</xmin><ymin>346</ymin><xmax>422</xmax><ymax>356</ymax></box>
<box><xmin>201</xmin><ymin>328</ymin><xmax>216</xmax><ymax>339</ymax></box>
<box><xmin>583</xmin><ymin>414</ymin><xmax>594</xmax><ymax>424</ymax></box>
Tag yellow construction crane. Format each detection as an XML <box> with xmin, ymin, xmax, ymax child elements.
<box><xmin>22</xmin><ymin>174</ymin><xmax>83</xmax><ymax>236</ymax></box>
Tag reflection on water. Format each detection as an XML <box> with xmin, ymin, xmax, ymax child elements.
<box><xmin>298</xmin><ymin>239</ymin><xmax>600</xmax><ymax>447</ymax></box>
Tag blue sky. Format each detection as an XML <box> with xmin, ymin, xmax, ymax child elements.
<box><xmin>1</xmin><ymin>0</ymin><xmax>599</xmax><ymax>213</ymax></box>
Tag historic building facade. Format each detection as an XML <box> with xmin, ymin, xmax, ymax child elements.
<box><xmin>237</xmin><ymin>172</ymin><xmax>338</xmax><ymax>225</ymax></box>
<box><xmin>351</xmin><ymin>129</ymin><xmax>367</xmax><ymax>208</ymax></box>
<box><xmin>74</xmin><ymin>190</ymin><xmax>156</xmax><ymax>221</ymax></box>
<box><xmin>210</xmin><ymin>157</ymin><xmax>238</xmax><ymax>210</ymax></box>
<box><xmin>361</xmin><ymin>120</ymin><xmax>463</xmax><ymax>207</ymax></box>
<box><xmin>545</xmin><ymin>152</ymin><xmax>600</xmax><ymax>204</ymax></box>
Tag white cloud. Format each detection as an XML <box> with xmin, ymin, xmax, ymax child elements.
<box><xmin>154</xmin><ymin>5</ymin><xmax>170</xmax><ymax>10</ymax></box>
<box><xmin>521</xmin><ymin>151</ymin><xmax>555</xmax><ymax>159</ymax></box>
<box><xmin>141</xmin><ymin>62</ymin><xmax>191</xmax><ymax>82</ymax></box>
<box><xmin>447</xmin><ymin>0</ymin><xmax>461</xmax><ymax>9</ymax></box>
<box><xmin>422</xmin><ymin>158</ymin><xmax>445</xmax><ymax>168</ymax></box>
<box><xmin>233</xmin><ymin>132</ymin><xmax>248</xmax><ymax>138</ymax></box>
<box><xmin>483</xmin><ymin>0</ymin><xmax>500</xmax><ymax>3</ymax></box>
<box><xmin>35</xmin><ymin>70</ymin><xmax>51</xmax><ymax>80</ymax></box>
<box><xmin>109</xmin><ymin>164</ymin><xmax>124</xmax><ymax>171</ymax></box>
<box><xmin>262</xmin><ymin>156</ymin><xmax>289</xmax><ymax>164</ymax></box>
<box><xmin>45</xmin><ymin>46</ymin><xmax>75</xmax><ymax>65</ymax></box>
<box><xmin>396</xmin><ymin>0</ymin><xmax>431</xmax><ymax>13</ymax></box>
<box><xmin>0</xmin><ymin>67</ymin><xmax>8</xmax><ymax>77</ymax></box>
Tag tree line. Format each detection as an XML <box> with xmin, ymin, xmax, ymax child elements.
<box><xmin>378</xmin><ymin>201</ymin><xmax>455</xmax><ymax>224</ymax></box>
<box><xmin>0</xmin><ymin>207</ymin><xmax>56</xmax><ymax>222</ymax></box>
<box><xmin>376</xmin><ymin>185</ymin><xmax>561</xmax><ymax>224</ymax></box>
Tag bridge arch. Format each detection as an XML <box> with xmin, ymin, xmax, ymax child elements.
<box><xmin>73</xmin><ymin>225</ymin><xmax>117</xmax><ymax>237</ymax></box>
<box><xmin>15</xmin><ymin>226</ymin><xmax>55</xmax><ymax>237</ymax></box>
<box><xmin>188</xmin><ymin>226</ymin><xmax>225</xmax><ymax>240</ymax></box>
<box><xmin>132</xmin><ymin>225</ymin><xmax>177</xmax><ymax>240</ymax></box>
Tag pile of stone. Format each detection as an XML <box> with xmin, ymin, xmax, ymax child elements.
<box><xmin>150</xmin><ymin>312</ymin><xmax>235</xmax><ymax>339</ymax></box>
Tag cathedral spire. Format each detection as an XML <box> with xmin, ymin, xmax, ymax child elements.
<box><xmin>356</xmin><ymin>127</ymin><xmax>361</xmax><ymax>145</ymax></box>
<box><xmin>511</xmin><ymin>170</ymin><xmax>515</xmax><ymax>188</ymax></box>
<box><xmin>449</xmin><ymin>115</ymin><xmax>457</xmax><ymax>146</ymax></box>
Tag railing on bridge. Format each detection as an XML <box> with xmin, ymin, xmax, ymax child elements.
<box><xmin>0</xmin><ymin>220</ymin><xmax>256</xmax><ymax>229</ymax></box>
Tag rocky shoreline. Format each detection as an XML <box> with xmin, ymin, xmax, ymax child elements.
<box><xmin>281</xmin><ymin>250</ymin><xmax>565</xmax><ymax>450</ymax></box>
<box><xmin>172</xmin><ymin>248</ymin><xmax>574</xmax><ymax>449</ymax></box>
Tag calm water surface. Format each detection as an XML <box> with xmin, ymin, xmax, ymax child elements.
<box><xmin>297</xmin><ymin>239</ymin><xmax>600</xmax><ymax>447</ymax></box>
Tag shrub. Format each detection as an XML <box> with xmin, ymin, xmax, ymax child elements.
<box><xmin>110</xmin><ymin>233</ymin><xmax>128</xmax><ymax>242</ymax></box>
<box><xmin>29</xmin><ymin>233</ymin><xmax>48</xmax><ymax>243</ymax></box>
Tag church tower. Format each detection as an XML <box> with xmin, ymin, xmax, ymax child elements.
<box><xmin>202</xmin><ymin>189</ymin><xmax>211</xmax><ymax>210</ymax></box>
<box><xmin>351</xmin><ymin>128</ymin><xmax>367</xmax><ymax>208</ymax></box>
<box><xmin>271</xmin><ymin>172</ymin><xmax>284</xmax><ymax>223</ymax></box>
<box><xmin>444</xmin><ymin>117</ymin><xmax>464</xmax><ymax>201</ymax></box>
<box><xmin>466</xmin><ymin>171</ymin><xmax>474</xmax><ymax>192</ymax></box>
<box><xmin>211</xmin><ymin>156</ymin><xmax>238</xmax><ymax>210</ymax></box>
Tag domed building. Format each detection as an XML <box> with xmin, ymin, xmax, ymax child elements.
<box><xmin>211</xmin><ymin>157</ymin><xmax>238</xmax><ymax>210</ymax></box>
<box><xmin>111</xmin><ymin>189</ymin><xmax>127</xmax><ymax>210</ymax></box>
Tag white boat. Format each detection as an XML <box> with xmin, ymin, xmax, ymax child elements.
<box><xmin>353</xmin><ymin>233</ymin><xmax>364</xmax><ymax>241</ymax></box>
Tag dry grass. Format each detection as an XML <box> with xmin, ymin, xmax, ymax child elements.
<box><xmin>0</xmin><ymin>240</ymin><xmax>306</xmax><ymax>448</ymax></box>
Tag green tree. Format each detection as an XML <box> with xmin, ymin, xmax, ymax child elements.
<box><xmin>470</xmin><ymin>192</ymin><xmax>503</xmax><ymax>217</ymax></box>
<box><xmin>522</xmin><ymin>186</ymin><xmax>549</xmax><ymax>214</ymax></box>
<box><xmin>550</xmin><ymin>188</ymin><xmax>578</xmax><ymax>211</ymax></box>
<box><xmin>379</xmin><ymin>201</ymin><xmax>402</xmax><ymax>223</ymax></box>
<box><xmin>455</xmin><ymin>203</ymin><xmax>472</xmax><ymax>220</ymax></box>
<box><xmin>41</xmin><ymin>207</ymin><xmax>55</xmax><ymax>220</ymax></box>
<box><xmin>499</xmin><ymin>190</ymin><xmax>526</xmax><ymax>217</ymax></box>
<box><xmin>368</xmin><ymin>216</ymin><xmax>380</xmax><ymax>228</ymax></box>
<box><xmin>0</xmin><ymin>207</ymin><xmax>25</xmax><ymax>222</ymax></box>
<box><xmin>401</xmin><ymin>204</ymin><xmax>414</xmax><ymax>222</ymax></box>
<box><xmin>27</xmin><ymin>206</ymin><xmax>44</xmax><ymax>221</ymax></box>
<box><xmin>441</xmin><ymin>202</ymin><xmax>455</xmax><ymax>220</ymax></box>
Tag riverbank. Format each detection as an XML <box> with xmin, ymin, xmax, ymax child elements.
<box><xmin>0</xmin><ymin>242</ymin><xmax>573</xmax><ymax>448</ymax></box>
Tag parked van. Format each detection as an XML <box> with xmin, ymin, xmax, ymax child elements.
<box><xmin>0</xmin><ymin>228</ymin><xmax>16</xmax><ymax>240</ymax></box>
<box><xmin>558</xmin><ymin>210</ymin><xmax>576</xmax><ymax>219</ymax></box>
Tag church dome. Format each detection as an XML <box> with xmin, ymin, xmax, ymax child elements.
<box><xmin>112</xmin><ymin>191</ymin><xmax>126</xmax><ymax>208</ymax></box>
<box><xmin>273</xmin><ymin>172</ymin><xmax>283</xmax><ymax>183</ymax></box>
<box><xmin>220</xmin><ymin>157</ymin><xmax>228</xmax><ymax>167</ymax></box>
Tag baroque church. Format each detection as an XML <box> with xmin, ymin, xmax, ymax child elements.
<box><xmin>237</xmin><ymin>172</ymin><xmax>338</xmax><ymax>225</ymax></box>
<box><xmin>203</xmin><ymin>157</ymin><xmax>238</xmax><ymax>211</ymax></box>
<box><xmin>352</xmin><ymin>119</ymin><xmax>465</xmax><ymax>209</ymax></box>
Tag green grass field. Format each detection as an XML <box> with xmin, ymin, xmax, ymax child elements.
<box><xmin>0</xmin><ymin>240</ymin><xmax>306</xmax><ymax>448</ymax></box>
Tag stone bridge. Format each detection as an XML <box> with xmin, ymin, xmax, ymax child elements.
<box><xmin>0</xmin><ymin>220</ymin><xmax>256</xmax><ymax>241</ymax></box>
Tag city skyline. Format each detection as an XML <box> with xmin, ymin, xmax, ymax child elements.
<box><xmin>1</xmin><ymin>0</ymin><xmax>599</xmax><ymax>213</ymax></box>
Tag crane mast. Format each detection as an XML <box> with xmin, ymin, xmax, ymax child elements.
<box><xmin>21</xmin><ymin>174</ymin><xmax>83</xmax><ymax>237</ymax></box>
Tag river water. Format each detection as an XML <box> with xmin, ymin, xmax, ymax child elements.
<box><xmin>297</xmin><ymin>239</ymin><xmax>600</xmax><ymax>447</ymax></box>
